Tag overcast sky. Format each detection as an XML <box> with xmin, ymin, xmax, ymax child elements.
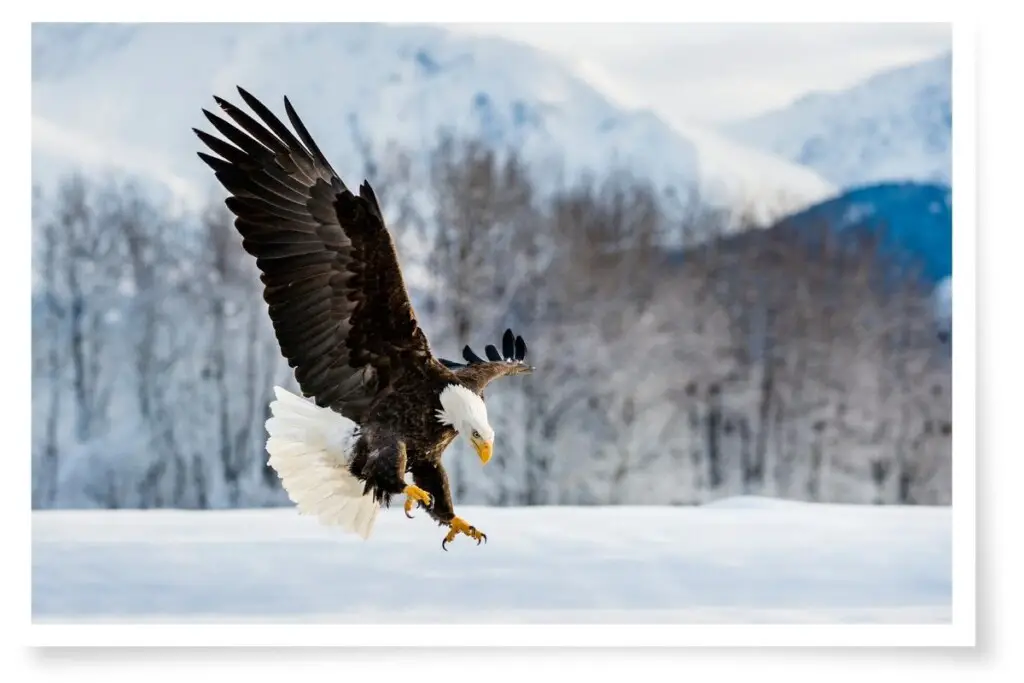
<box><xmin>444</xmin><ymin>23</ymin><xmax>952</xmax><ymax>125</ymax></box>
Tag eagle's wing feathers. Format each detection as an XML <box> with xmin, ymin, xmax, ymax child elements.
<box><xmin>195</xmin><ymin>87</ymin><xmax>434</xmax><ymax>423</ymax></box>
<box><xmin>443</xmin><ymin>328</ymin><xmax>534</xmax><ymax>395</ymax></box>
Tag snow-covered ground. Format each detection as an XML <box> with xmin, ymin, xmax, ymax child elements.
<box><xmin>32</xmin><ymin>496</ymin><xmax>950</xmax><ymax>625</ymax></box>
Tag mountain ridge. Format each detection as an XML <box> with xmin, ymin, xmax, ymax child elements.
<box><xmin>31</xmin><ymin>22</ymin><xmax>835</xmax><ymax>220</ymax></box>
<box><xmin>723</xmin><ymin>51</ymin><xmax>951</xmax><ymax>189</ymax></box>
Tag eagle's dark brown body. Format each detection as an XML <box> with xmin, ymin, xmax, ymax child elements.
<box><xmin>193</xmin><ymin>86</ymin><xmax>533</xmax><ymax>546</ymax></box>
<box><xmin>345</xmin><ymin>359</ymin><xmax>462</xmax><ymax>524</ymax></box>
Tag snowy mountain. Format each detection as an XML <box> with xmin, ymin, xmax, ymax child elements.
<box><xmin>723</xmin><ymin>52</ymin><xmax>951</xmax><ymax>189</ymax></box>
<box><xmin>31</xmin><ymin>22</ymin><xmax>834</xmax><ymax>220</ymax></box>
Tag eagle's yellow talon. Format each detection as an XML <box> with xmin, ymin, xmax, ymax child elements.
<box><xmin>403</xmin><ymin>485</ymin><xmax>431</xmax><ymax>518</ymax></box>
<box><xmin>441</xmin><ymin>516</ymin><xmax>487</xmax><ymax>550</ymax></box>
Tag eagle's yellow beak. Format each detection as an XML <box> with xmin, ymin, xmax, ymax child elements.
<box><xmin>472</xmin><ymin>438</ymin><xmax>493</xmax><ymax>465</ymax></box>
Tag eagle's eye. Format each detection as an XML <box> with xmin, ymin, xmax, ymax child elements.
<box><xmin>472</xmin><ymin>430</ymin><xmax>481</xmax><ymax>439</ymax></box>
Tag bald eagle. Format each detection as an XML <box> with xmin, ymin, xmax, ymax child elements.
<box><xmin>193</xmin><ymin>87</ymin><xmax>534</xmax><ymax>550</ymax></box>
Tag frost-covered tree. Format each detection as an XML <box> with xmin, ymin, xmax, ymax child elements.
<box><xmin>30</xmin><ymin>137</ymin><xmax>952</xmax><ymax>510</ymax></box>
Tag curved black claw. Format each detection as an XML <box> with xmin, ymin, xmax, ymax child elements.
<box><xmin>442</xmin><ymin>529</ymin><xmax>486</xmax><ymax>551</ymax></box>
<box><xmin>404</xmin><ymin>493</ymin><xmax>433</xmax><ymax>520</ymax></box>
<box><xmin>441</xmin><ymin>518</ymin><xmax>486</xmax><ymax>551</ymax></box>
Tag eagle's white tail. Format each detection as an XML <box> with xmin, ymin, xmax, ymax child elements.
<box><xmin>265</xmin><ymin>386</ymin><xmax>380</xmax><ymax>540</ymax></box>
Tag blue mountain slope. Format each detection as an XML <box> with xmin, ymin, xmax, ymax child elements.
<box><xmin>773</xmin><ymin>182</ymin><xmax>952</xmax><ymax>285</ymax></box>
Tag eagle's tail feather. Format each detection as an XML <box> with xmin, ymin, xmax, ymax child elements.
<box><xmin>265</xmin><ymin>386</ymin><xmax>379</xmax><ymax>540</ymax></box>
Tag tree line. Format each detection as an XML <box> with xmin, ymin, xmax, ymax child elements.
<box><xmin>30</xmin><ymin>136</ymin><xmax>951</xmax><ymax>510</ymax></box>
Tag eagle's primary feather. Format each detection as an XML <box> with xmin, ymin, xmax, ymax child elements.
<box><xmin>194</xmin><ymin>87</ymin><xmax>533</xmax><ymax>549</ymax></box>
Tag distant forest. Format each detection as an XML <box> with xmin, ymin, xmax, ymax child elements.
<box><xmin>31</xmin><ymin>136</ymin><xmax>952</xmax><ymax>510</ymax></box>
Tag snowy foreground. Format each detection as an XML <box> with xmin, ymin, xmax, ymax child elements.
<box><xmin>32</xmin><ymin>496</ymin><xmax>951</xmax><ymax>625</ymax></box>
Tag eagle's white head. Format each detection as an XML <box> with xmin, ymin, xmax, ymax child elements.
<box><xmin>437</xmin><ymin>384</ymin><xmax>495</xmax><ymax>464</ymax></box>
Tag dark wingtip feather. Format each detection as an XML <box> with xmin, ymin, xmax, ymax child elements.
<box><xmin>235</xmin><ymin>87</ymin><xmax>266</xmax><ymax>117</ymax></box>
<box><xmin>502</xmin><ymin>329</ymin><xmax>515</xmax><ymax>360</ymax></box>
<box><xmin>359</xmin><ymin>181</ymin><xmax>383</xmax><ymax>221</ymax></box>
<box><xmin>283</xmin><ymin>95</ymin><xmax>337</xmax><ymax>176</ymax></box>
<box><xmin>463</xmin><ymin>345</ymin><xmax>485</xmax><ymax>364</ymax></box>
<box><xmin>201</xmin><ymin>108</ymin><xmax>228</xmax><ymax>128</ymax></box>
<box><xmin>196</xmin><ymin>151</ymin><xmax>231</xmax><ymax>174</ymax></box>
<box><xmin>485</xmin><ymin>344</ymin><xmax>502</xmax><ymax>362</ymax></box>
<box><xmin>515</xmin><ymin>336</ymin><xmax>527</xmax><ymax>361</ymax></box>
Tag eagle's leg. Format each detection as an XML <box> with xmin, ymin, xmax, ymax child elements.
<box><xmin>442</xmin><ymin>517</ymin><xmax>487</xmax><ymax>550</ymax></box>
<box><xmin>403</xmin><ymin>485</ymin><xmax>431</xmax><ymax>518</ymax></box>
<box><xmin>356</xmin><ymin>438</ymin><xmax>431</xmax><ymax>515</ymax></box>
<box><xmin>408</xmin><ymin>460</ymin><xmax>487</xmax><ymax>550</ymax></box>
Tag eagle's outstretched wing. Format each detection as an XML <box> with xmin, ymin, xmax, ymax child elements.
<box><xmin>438</xmin><ymin>328</ymin><xmax>534</xmax><ymax>395</ymax></box>
<box><xmin>194</xmin><ymin>87</ymin><xmax>435</xmax><ymax>423</ymax></box>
